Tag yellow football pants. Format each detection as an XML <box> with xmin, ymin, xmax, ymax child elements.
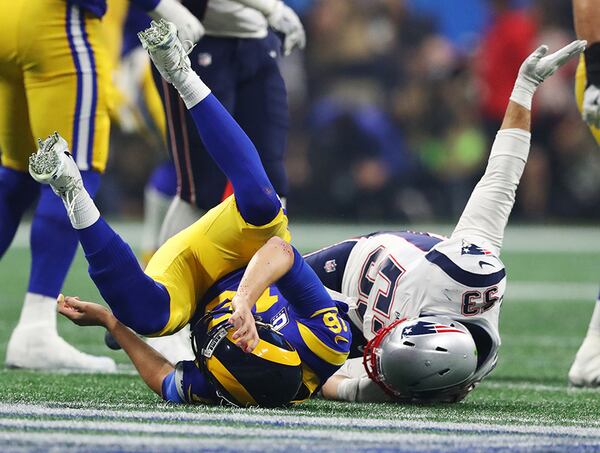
<box><xmin>0</xmin><ymin>0</ymin><xmax>110</xmax><ymax>172</ymax></box>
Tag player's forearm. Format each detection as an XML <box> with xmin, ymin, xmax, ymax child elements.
<box><xmin>322</xmin><ymin>375</ymin><xmax>394</xmax><ymax>403</ymax></box>
<box><xmin>574</xmin><ymin>0</ymin><xmax>600</xmax><ymax>44</ymax></box>
<box><xmin>234</xmin><ymin>237</ymin><xmax>294</xmax><ymax>309</ymax></box>
<box><xmin>500</xmin><ymin>101</ymin><xmax>531</xmax><ymax>131</ymax></box>
<box><xmin>104</xmin><ymin>315</ymin><xmax>174</xmax><ymax>396</ymax></box>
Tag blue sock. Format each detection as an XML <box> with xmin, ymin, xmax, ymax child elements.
<box><xmin>188</xmin><ymin>94</ymin><xmax>280</xmax><ymax>225</ymax></box>
<box><xmin>78</xmin><ymin>217</ymin><xmax>171</xmax><ymax>335</ymax></box>
<box><xmin>28</xmin><ymin>171</ymin><xmax>100</xmax><ymax>297</ymax></box>
<box><xmin>0</xmin><ymin>166</ymin><xmax>39</xmax><ymax>257</ymax></box>
<box><xmin>149</xmin><ymin>160</ymin><xmax>177</xmax><ymax>198</ymax></box>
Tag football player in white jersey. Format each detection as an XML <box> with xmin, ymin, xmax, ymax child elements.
<box><xmin>301</xmin><ymin>40</ymin><xmax>588</xmax><ymax>403</ymax></box>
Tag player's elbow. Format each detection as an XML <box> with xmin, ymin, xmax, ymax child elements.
<box><xmin>266</xmin><ymin>236</ymin><xmax>294</xmax><ymax>270</ymax></box>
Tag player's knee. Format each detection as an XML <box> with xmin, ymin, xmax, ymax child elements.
<box><xmin>103</xmin><ymin>278</ymin><xmax>171</xmax><ymax>336</ymax></box>
<box><xmin>238</xmin><ymin>189</ymin><xmax>281</xmax><ymax>226</ymax></box>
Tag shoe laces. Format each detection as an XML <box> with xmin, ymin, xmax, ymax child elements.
<box><xmin>166</xmin><ymin>39</ymin><xmax>194</xmax><ymax>75</ymax></box>
<box><xmin>62</xmin><ymin>182</ymin><xmax>81</xmax><ymax>220</ymax></box>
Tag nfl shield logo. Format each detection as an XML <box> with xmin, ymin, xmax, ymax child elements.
<box><xmin>197</xmin><ymin>53</ymin><xmax>212</xmax><ymax>67</ymax></box>
<box><xmin>324</xmin><ymin>259</ymin><xmax>337</xmax><ymax>273</ymax></box>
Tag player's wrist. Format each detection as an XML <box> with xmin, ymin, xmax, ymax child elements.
<box><xmin>102</xmin><ymin>311</ymin><xmax>118</xmax><ymax>330</ymax></box>
<box><xmin>269</xmin><ymin>1</ymin><xmax>284</xmax><ymax>19</ymax></box>
<box><xmin>510</xmin><ymin>76</ymin><xmax>537</xmax><ymax>111</ymax></box>
<box><xmin>232</xmin><ymin>294</ymin><xmax>254</xmax><ymax>312</ymax></box>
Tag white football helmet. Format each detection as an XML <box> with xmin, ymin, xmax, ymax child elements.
<box><xmin>363</xmin><ymin>316</ymin><xmax>478</xmax><ymax>402</ymax></box>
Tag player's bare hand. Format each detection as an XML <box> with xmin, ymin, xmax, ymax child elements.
<box><xmin>582</xmin><ymin>84</ymin><xmax>600</xmax><ymax>128</ymax></box>
<box><xmin>57</xmin><ymin>294</ymin><xmax>113</xmax><ymax>327</ymax></box>
<box><xmin>229</xmin><ymin>300</ymin><xmax>259</xmax><ymax>353</ymax></box>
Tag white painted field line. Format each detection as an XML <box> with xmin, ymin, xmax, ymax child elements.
<box><xmin>0</xmin><ymin>430</ymin><xmax>306</xmax><ymax>451</ymax></box>
<box><xmin>507</xmin><ymin>282</ymin><xmax>598</xmax><ymax>301</ymax></box>
<box><xmin>2</xmin><ymin>430</ymin><xmax>596</xmax><ymax>453</ymax></box>
<box><xmin>2</xmin><ymin>403</ymin><xmax>600</xmax><ymax>438</ymax></box>
<box><xmin>0</xmin><ymin>419</ymin><xmax>598</xmax><ymax>451</ymax></box>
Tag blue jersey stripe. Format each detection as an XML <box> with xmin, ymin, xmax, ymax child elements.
<box><xmin>425</xmin><ymin>249</ymin><xmax>506</xmax><ymax>287</ymax></box>
<box><xmin>366</xmin><ymin>230</ymin><xmax>443</xmax><ymax>252</ymax></box>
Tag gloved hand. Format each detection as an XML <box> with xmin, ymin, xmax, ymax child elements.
<box><xmin>582</xmin><ymin>84</ymin><xmax>600</xmax><ymax>128</ymax></box>
<box><xmin>149</xmin><ymin>0</ymin><xmax>204</xmax><ymax>45</ymax></box>
<box><xmin>268</xmin><ymin>2</ymin><xmax>306</xmax><ymax>56</ymax></box>
<box><xmin>510</xmin><ymin>40</ymin><xmax>587</xmax><ymax>110</ymax></box>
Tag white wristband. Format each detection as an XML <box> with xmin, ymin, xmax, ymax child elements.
<box><xmin>509</xmin><ymin>77</ymin><xmax>537</xmax><ymax>111</ymax></box>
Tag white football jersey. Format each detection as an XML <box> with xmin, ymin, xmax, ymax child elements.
<box><xmin>203</xmin><ymin>0</ymin><xmax>269</xmax><ymax>38</ymax></box>
<box><xmin>340</xmin><ymin>231</ymin><xmax>504</xmax><ymax>385</ymax></box>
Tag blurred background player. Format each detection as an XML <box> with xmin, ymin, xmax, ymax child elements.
<box><xmin>0</xmin><ymin>0</ymin><xmax>201</xmax><ymax>372</ymax></box>
<box><xmin>154</xmin><ymin>0</ymin><xmax>305</xmax><ymax>241</ymax></box>
<box><xmin>147</xmin><ymin>0</ymin><xmax>305</xmax><ymax>360</ymax></box>
<box><xmin>568</xmin><ymin>0</ymin><xmax>600</xmax><ymax>387</ymax></box>
<box><xmin>101</xmin><ymin>2</ymin><xmax>177</xmax><ymax>266</ymax></box>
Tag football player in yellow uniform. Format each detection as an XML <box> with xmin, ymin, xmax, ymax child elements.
<box><xmin>28</xmin><ymin>20</ymin><xmax>350</xmax><ymax>406</ymax></box>
<box><xmin>569</xmin><ymin>0</ymin><xmax>600</xmax><ymax>387</ymax></box>
<box><xmin>0</xmin><ymin>0</ymin><xmax>201</xmax><ymax>372</ymax></box>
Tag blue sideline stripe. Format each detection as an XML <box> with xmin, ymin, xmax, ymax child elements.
<box><xmin>425</xmin><ymin>249</ymin><xmax>506</xmax><ymax>287</ymax></box>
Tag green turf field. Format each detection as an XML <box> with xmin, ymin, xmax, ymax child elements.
<box><xmin>0</xmin><ymin>223</ymin><xmax>600</xmax><ymax>451</ymax></box>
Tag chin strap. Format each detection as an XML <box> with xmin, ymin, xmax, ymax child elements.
<box><xmin>362</xmin><ymin>317</ymin><xmax>407</xmax><ymax>399</ymax></box>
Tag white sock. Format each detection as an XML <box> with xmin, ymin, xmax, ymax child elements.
<box><xmin>587</xmin><ymin>299</ymin><xmax>600</xmax><ymax>335</ymax></box>
<box><xmin>176</xmin><ymin>72</ymin><xmax>211</xmax><ymax>109</ymax></box>
<box><xmin>142</xmin><ymin>186</ymin><xmax>173</xmax><ymax>252</ymax></box>
<box><xmin>158</xmin><ymin>197</ymin><xmax>204</xmax><ymax>245</ymax></box>
<box><xmin>65</xmin><ymin>188</ymin><xmax>100</xmax><ymax>230</ymax></box>
<box><xmin>16</xmin><ymin>293</ymin><xmax>57</xmax><ymax>331</ymax></box>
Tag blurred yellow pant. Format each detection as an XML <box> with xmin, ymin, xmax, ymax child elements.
<box><xmin>0</xmin><ymin>0</ymin><xmax>111</xmax><ymax>172</ymax></box>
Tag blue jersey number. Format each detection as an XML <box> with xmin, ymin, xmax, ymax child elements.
<box><xmin>357</xmin><ymin>247</ymin><xmax>405</xmax><ymax>330</ymax></box>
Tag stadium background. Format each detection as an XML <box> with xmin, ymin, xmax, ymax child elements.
<box><xmin>101</xmin><ymin>0</ymin><xmax>600</xmax><ymax>223</ymax></box>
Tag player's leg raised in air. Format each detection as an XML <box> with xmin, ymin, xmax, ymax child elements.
<box><xmin>29</xmin><ymin>19</ymin><xmax>289</xmax><ymax>338</ymax></box>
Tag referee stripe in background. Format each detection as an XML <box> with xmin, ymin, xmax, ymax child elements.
<box><xmin>66</xmin><ymin>2</ymin><xmax>97</xmax><ymax>171</ymax></box>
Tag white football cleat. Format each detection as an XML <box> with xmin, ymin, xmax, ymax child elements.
<box><xmin>5</xmin><ymin>326</ymin><xmax>117</xmax><ymax>373</ymax></box>
<box><xmin>138</xmin><ymin>19</ymin><xmax>192</xmax><ymax>86</ymax></box>
<box><xmin>29</xmin><ymin>132</ymin><xmax>84</xmax><ymax>208</ymax></box>
<box><xmin>568</xmin><ymin>331</ymin><xmax>600</xmax><ymax>387</ymax></box>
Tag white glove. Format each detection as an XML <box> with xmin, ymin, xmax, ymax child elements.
<box><xmin>268</xmin><ymin>2</ymin><xmax>306</xmax><ymax>56</ymax></box>
<box><xmin>510</xmin><ymin>40</ymin><xmax>587</xmax><ymax>110</ymax></box>
<box><xmin>149</xmin><ymin>0</ymin><xmax>204</xmax><ymax>45</ymax></box>
<box><xmin>582</xmin><ymin>84</ymin><xmax>600</xmax><ymax>128</ymax></box>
